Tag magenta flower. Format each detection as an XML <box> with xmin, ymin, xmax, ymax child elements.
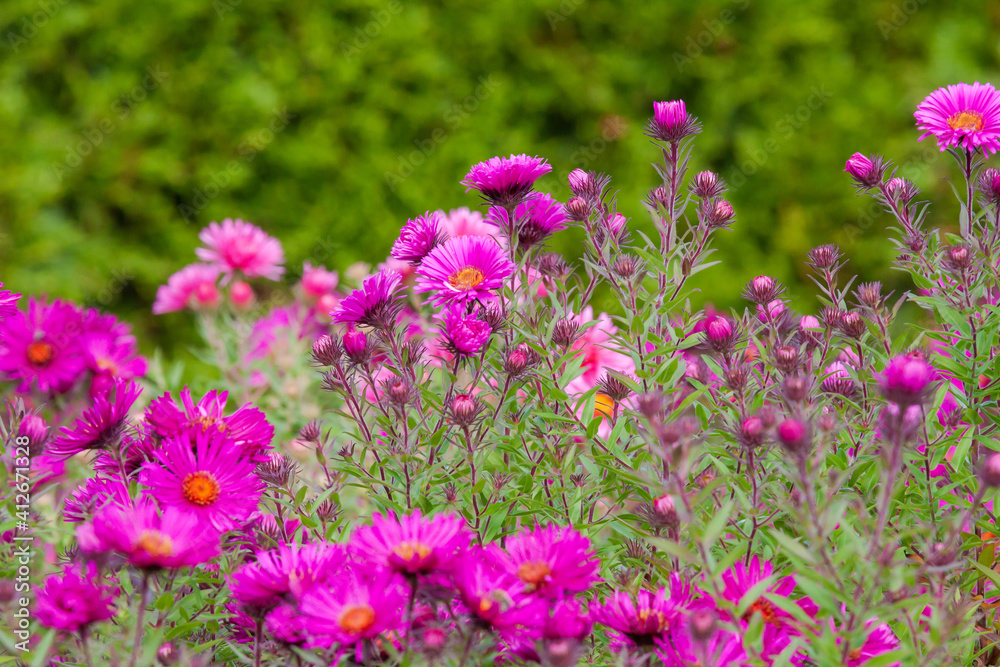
<box><xmin>47</xmin><ymin>380</ymin><xmax>141</xmax><ymax>459</ymax></box>
<box><xmin>333</xmin><ymin>269</ymin><xmax>405</xmax><ymax>329</ymax></box>
<box><xmin>416</xmin><ymin>236</ymin><xmax>515</xmax><ymax>306</ymax></box>
<box><xmin>880</xmin><ymin>354</ymin><xmax>936</xmax><ymax>405</ymax></box>
<box><xmin>64</xmin><ymin>474</ymin><xmax>132</xmax><ymax>523</ymax></box>
<box><xmin>718</xmin><ymin>556</ymin><xmax>816</xmax><ymax>635</ymax></box>
<box><xmin>501</xmin><ymin>524</ymin><xmax>600</xmax><ymax>598</ymax></box>
<box><xmin>654</xmin><ymin>623</ymin><xmax>747</xmax><ymax>667</ymax></box>
<box><xmin>454</xmin><ymin>548</ymin><xmax>548</xmax><ymax>630</ymax></box>
<box><xmin>647</xmin><ymin>100</ymin><xmax>701</xmax><ymax>142</ymax></box>
<box><xmin>80</xmin><ymin>311</ymin><xmax>148</xmax><ymax>392</ymax></box>
<box><xmin>440</xmin><ymin>305</ymin><xmax>492</xmax><ymax>358</ymax></box>
<box><xmin>915</xmin><ymin>82</ymin><xmax>1000</xmax><ymax>154</ymax></box>
<box><xmin>0</xmin><ymin>282</ymin><xmax>21</xmax><ymax>319</ymax></box>
<box><xmin>265</xmin><ymin>603</ymin><xmax>311</xmax><ymax>645</ymax></box>
<box><xmin>142</xmin><ymin>429</ymin><xmax>264</xmax><ymax>532</ymax></box>
<box><xmin>391</xmin><ymin>211</ymin><xmax>446</xmax><ymax>265</ymax></box>
<box><xmin>462</xmin><ymin>154</ymin><xmax>552</xmax><ymax>206</ymax></box>
<box><xmin>152</xmin><ymin>264</ymin><xmax>221</xmax><ymax>314</ymax></box>
<box><xmin>351</xmin><ymin>510</ymin><xmax>471</xmax><ymax>577</ymax></box>
<box><xmin>0</xmin><ymin>298</ymin><xmax>85</xmax><ymax>394</ymax></box>
<box><xmin>591</xmin><ymin>576</ymin><xmax>699</xmax><ymax>650</ymax></box>
<box><xmin>196</xmin><ymin>218</ymin><xmax>285</xmax><ymax>281</ymax></box>
<box><xmin>299</xmin><ymin>568</ymin><xmax>407</xmax><ymax>656</ymax></box>
<box><xmin>487</xmin><ymin>194</ymin><xmax>567</xmax><ymax>249</ymax></box>
<box><xmin>841</xmin><ymin>619</ymin><xmax>900</xmax><ymax>666</ymax></box>
<box><xmin>229</xmin><ymin>541</ymin><xmax>345</xmax><ymax>610</ymax></box>
<box><xmin>844</xmin><ymin>152</ymin><xmax>880</xmax><ymax>188</ymax></box>
<box><xmin>442</xmin><ymin>206</ymin><xmax>504</xmax><ymax>240</ymax></box>
<box><xmin>822</xmin><ymin>361</ymin><xmax>855</xmax><ymax>396</ymax></box>
<box><xmin>35</xmin><ymin>563</ymin><xmax>116</xmax><ymax>633</ymax></box>
<box><xmin>18</xmin><ymin>413</ymin><xmax>49</xmax><ymax>452</ymax></box>
<box><xmin>78</xmin><ymin>498</ymin><xmax>220</xmax><ymax>570</ymax></box>
<box><xmin>300</xmin><ymin>262</ymin><xmax>339</xmax><ymax>299</ymax></box>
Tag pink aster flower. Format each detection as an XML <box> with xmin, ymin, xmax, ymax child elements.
<box><xmin>880</xmin><ymin>353</ymin><xmax>936</xmax><ymax>405</ymax></box>
<box><xmin>63</xmin><ymin>474</ymin><xmax>132</xmax><ymax>523</ymax></box>
<box><xmin>647</xmin><ymin>100</ymin><xmax>701</xmax><ymax>143</ymax></box>
<box><xmin>35</xmin><ymin>562</ymin><xmax>116</xmax><ymax>633</ymax></box>
<box><xmin>196</xmin><ymin>218</ymin><xmax>285</xmax><ymax>281</ymax></box>
<box><xmin>0</xmin><ymin>298</ymin><xmax>85</xmax><ymax>394</ymax></box>
<box><xmin>487</xmin><ymin>194</ymin><xmax>567</xmax><ymax>249</ymax></box>
<box><xmin>501</xmin><ymin>524</ymin><xmax>600</xmax><ymax>598</ymax></box>
<box><xmin>915</xmin><ymin>82</ymin><xmax>1000</xmax><ymax>155</ymax></box>
<box><xmin>391</xmin><ymin>211</ymin><xmax>447</xmax><ymax>265</ymax></box>
<box><xmin>300</xmin><ymin>262</ymin><xmax>339</xmax><ymax>300</ymax></box>
<box><xmin>462</xmin><ymin>154</ymin><xmax>552</xmax><ymax>206</ymax></box>
<box><xmin>299</xmin><ymin>568</ymin><xmax>408</xmax><ymax>657</ymax></box>
<box><xmin>655</xmin><ymin>622</ymin><xmax>747</xmax><ymax>667</ymax></box>
<box><xmin>591</xmin><ymin>576</ymin><xmax>700</xmax><ymax>651</ymax></box>
<box><xmin>845</xmin><ymin>152</ymin><xmax>882</xmax><ymax>189</ymax></box>
<box><xmin>47</xmin><ymin>380</ymin><xmax>141</xmax><ymax>459</ymax></box>
<box><xmin>0</xmin><ymin>282</ymin><xmax>20</xmax><ymax>319</ymax></box>
<box><xmin>442</xmin><ymin>207</ymin><xmax>503</xmax><ymax>240</ymax></box>
<box><xmin>80</xmin><ymin>309</ymin><xmax>147</xmax><ymax>391</ymax></box>
<box><xmin>351</xmin><ymin>510</ymin><xmax>471</xmax><ymax>577</ymax></box>
<box><xmin>79</xmin><ymin>497</ymin><xmax>220</xmax><ymax>570</ymax></box>
<box><xmin>840</xmin><ymin>619</ymin><xmax>900</xmax><ymax>666</ymax></box>
<box><xmin>265</xmin><ymin>603</ymin><xmax>311</xmax><ymax>645</ymax></box>
<box><xmin>439</xmin><ymin>305</ymin><xmax>492</xmax><ymax>358</ymax></box>
<box><xmin>141</xmin><ymin>428</ymin><xmax>265</xmax><ymax>532</ymax></box>
<box><xmin>454</xmin><ymin>548</ymin><xmax>548</xmax><ymax>630</ymax></box>
<box><xmin>333</xmin><ymin>269</ymin><xmax>405</xmax><ymax>330</ymax></box>
<box><xmin>415</xmin><ymin>236</ymin><xmax>515</xmax><ymax>306</ymax></box>
<box><xmin>152</xmin><ymin>264</ymin><xmax>221</xmax><ymax>314</ymax></box>
<box><xmin>718</xmin><ymin>556</ymin><xmax>817</xmax><ymax>635</ymax></box>
<box><xmin>229</xmin><ymin>541</ymin><xmax>345</xmax><ymax>610</ymax></box>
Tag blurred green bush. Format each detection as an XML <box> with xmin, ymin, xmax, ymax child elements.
<box><xmin>1</xmin><ymin>0</ymin><xmax>996</xmax><ymax>357</ymax></box>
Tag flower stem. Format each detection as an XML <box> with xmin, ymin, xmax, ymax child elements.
<box><xmin>127</xmin><ymin>573</ymin><xmax>151</xmax><ymax>667</ymax></box>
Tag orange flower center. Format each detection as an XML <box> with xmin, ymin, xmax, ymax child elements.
<box><xmin>392</xmin><ymin>541</ymin><xmax>432</xmax><ymax>561</ymax></box>
<box><xmin>190</xmin><ymin>415</ymin><xmax>227</xmax><ymax>433</ymax></box>
<box><xmin>96</xmin><ymin>357</ymin><xmax>119</xmax><ymax>375</ymax></box>
<box><xmin>637</xmin><ymin>608</ymin><xmax>669</xmax><ymax>631</ymax></box>
<box><xmin>136</xmin><ymin>530</ymin><xmax>174</xmax><ymax>558</ymax></box>
<box><xmin>448</xmin><ymin>266</ymin><xmax>485</xmax><ymax>291</ymax></box>
<box><xmin>338</xmin><ymin>604</ymin><xmax>375</xmax><ymax>634</ymax></box>
<box><xmin>517</xmin><ymin>561</ymin><xmax>552</xmax><ymax>588</ymax></box>
<box><xmin>742</xmin><ymin>597</ymin><xmax>780</xmax><ymax>625</ymax></box>
<box><xmin>848</xmin><ymin>648</ymin><xmax>862</xmax><ymax>662</ymax></box>
<box><xmin>948</xmin><ymin>111</ymin><xmax>984</xmax><ymax>132</ymax></box>
<box><xmin>27</xmin><ymin>341</ymin><xmax>54</xmax><ymax>367</ymax></box>
<box><xmin>182</xmin><ymin>471</ymin><xmax>221</xmax><ymax>506</ymax></box>
<box><xmin>594</xmin><ymin>393</ymin><xmax>615</xmax><ymax>419</ymax></box>
<box><xmin>477</xmin><ymin>589</ymin><xmax>513</xmax><ymax>615</ymax></box>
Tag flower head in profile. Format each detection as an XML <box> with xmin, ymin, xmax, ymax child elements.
<box><xmin>333</xmin><ymin>269</ymin><xmax>405</xmax><ymax>330</ymax></box>
<box><xmin>0</xmin><ymin>282</ymin><xmax>21</xmax><ymax>319</ymax></box>
<box><xmin>501</xmin><ymin>524</ymin><xmax>601</xmax><ymax>598</ymax></box>
<box><xmin>196</xmin><ymin>218</ymin><xmax>285</xmax><ymax>281</ymax></box>
<box><xmin>416</xmin><ymin>236</ymin><xmax>515</xmax><ymax>306</ymax></box>
<box><xmin>35</xmin><ymin>562</ymin><xmax>116</xmax><ymax>633</ymax></box>
<box><xmin>392</xmin><ymin>211</ymin><xmax>447</xmax><ymax>265</ymax></box>
<box><xmin>351</xmin><ymin>510</ymin><xmax>471</xmax><ymax>577</ymax></box>
<box><xmin>141</xmin><ymin>428</ymin><xmax>264</xmax><ymax>532</ymax></box>
<box><xmin>487</xmin><ymin>194</ymin><xmax>567</xmax><ymax>249</ymax></box>
<box><xmin>844</xmin><ymin>152</ymin><xmax>883</xmax><ymax>189</ymax></box>
<box><xmin>153</xmin><ymin>264</ymin><xmax>221</xmax><ymax>314</ymax></box>
<box><xmin>439</xmin><ymin>305</ymin><xmax>492</xmax><ymax>358</ymax></box>
<box><xmin>78</xmin><ymin>498</ymin><xmax>220</xmax><ymax>570</ymax></box>
<box><xmin>48</xmin><ymin>380</ymin><xmax>141</xmax><ymax>459</ymax></box>
<box><xmin>300</xmin><ymin>262</ymin><xmax>339</xmax><ymax>300</ymax></box>
<box><xmin>229</xmin><ymin>541</ymin><xmax>344</xmax><ymax>611</ymax></box>
<box><xmin>915</xmin><ymin>82</ymin><xmax>1000</xmax><ymax>154</ymax></box>
<box><xmin>646</xmin><ymin>100</ymin><xmax>701</xmax><ymax>143</ymax></box>
<box><xmin>0</xmin><ymin>298</ymin><xmax>85</xmax><ymax>394</ymax></box>
<box><xmin>462</xmin><ymin>154</ymin><xmax>552</xmax><ymax>206</ymax></box>
<box><xmin>591</xmin><ymin>576</ymin><xmax>699</xmax><ymax>651</ymax></box>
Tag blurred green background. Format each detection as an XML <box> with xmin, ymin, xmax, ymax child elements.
<box><xmin>2</xmin><ymin>0</ymin><xmax>998</xmax><ymax>356</ymax></box>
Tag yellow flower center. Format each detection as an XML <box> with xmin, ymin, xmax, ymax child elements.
<box><xmin>517</xmin><ymin>561</ymin><xmax>551</xmax><ymax>588</ymax></box>
<box><xmin>594</xmin><ymin>393</ymin><xmax>615</xmax><ymax>419</ymax></box>
<box><xmin>392</xmin><ymin>541</ymin><xmax>432</xmax><ymax>561</ymax></box>
<box><xmin>448</xmin><ymin>266</ymin><xmax>485</xmax><ymax>291</ymax></box>
<box><xmin>637</xmin><ymin>608</ymin><xmax>669</xmax><ymax>631</ymax></box>
<box><xmin>182</xmin><ymin>471</ymin><xmax>221</xmax><ymax>506</ymax></box>
<box><xmin>191</xmin><ymin>415</ymin><xmax>227</xmax><ymax>433</ymax></box>
<box><xmin>338</xmin><ymin>604</ymin><xmax>375</xmax><ymax>634</ymax></box>
<box><xmin>948</xmin><ymin>111</ymin><xmax>984</xmax><ymax>131</ymax></box>
<box><xmin>27</xmin><ymin>341</ymin><xmax>54</xmax><ymax>367</ymax></box>
<box><xmin>136</xmin><ymin>530</ymin><xmax>174</xmax><ymax>558</ymax></box>
<box><xmin>96</xmin><ymin>357</ymin><xmax>119</xmax><ymax>375</ymax></box>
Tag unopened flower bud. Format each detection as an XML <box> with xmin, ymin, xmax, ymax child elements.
<box><xmin>690</xmin><ymin>609</ymin><xmax>717</xmax><ymax>642</ymax></box>
<box><xmin>18</xmin><ymin>414</ymin><xmax>49</xmax><ymax>456</ymax></box>
<box><xmin>565</xmin><ymin>196</ymin><xmax>590</xmax><ymax>222</ymax></box>
<box><xmin>880</xmin><ymin>354</ymin><xmax>935</xmax><ymax>406</ymax></box>
<box><xmin>978</xmin><ymin>168</ymin><xmax>1000</xmax><ymax>204</ymax></box>
<box><xmin>298</xmin><ymin>419</ymin><xmax>322</xmax><ymax>442</ymax></box>
<box><xmin>822</xmin><ymin>362</ymin><xmax>854</xmax><ymax>397</ymax></box>
<box><xmin>777</xmin><ymin>419</ymin><xmax>809</xmax><ymax>454</ymax></box>
<box><xmin>342</xmin><ymin>327</ymin><xmax>368</xmax><ymax>362</ymax></box>
<box><xmin>783</xmin><ymin>375</ymin><xmax>810</xmax><ymax>402</ymax></box>
<box><xmin>981</xmin><ymin>453</ymin><xmax>1000</xmax><ymax>488</ymax></box>
<box><xmin>838</xmin><ymin>311</ymin><xmax>866</xmax><ymax>339</ymax></box>
<box><xmin>650</xmin><ymin>493</ymin><xmax>680</xmax><ymax>531</ymax></box>
<box><xmin>552</xmin><ymin>318</ymin><xmax>581</xmax><ymax>347</ymax></box>
<box><xmin>856</xmin><ymin>282</ymin><xmax>883</xmax><ymax>309</ymax></box>
<box><xmin>944</xmin><ymin>245</ymin><xmax>972</xmax><ymax>272</ymax></box>
<box><xmin>743</xmin><ymin>275</ymin><xmax>782</xmax><ymax>304</ymax></box>
<box><xmin>845</xmin><ymin>152</ymin><xmax>881</xmax><ymax>188</ymax></box>
<box><xmin>311</xmin><ymin>335</ymin><xmax>341</xmax><ymax>366</ymax></box>
<box><xmin>230</xmin><ymin>281</ymin><xmax>254</xmax><ymax>310</ymax></box>
<box><xmin>693</xmin><ymin>170</ymin><xmax>724</xmax><ymax>199</ymax></box>
<box><xmin>157</xmin><ymin>643</ymin><xmax>179</xmax><ymax>666</ymax></box>
<box><xmin>568</xmin><ymin>169</ymin><xmax>591</xmax><ymax>195</ymax></box>
<box><xmin>704</xmin><ymin>199</ymin><xmax>734</xmax><ymax>227</ymax></box>
<box><xmin>807</xmin><ymin>244</ymin><xmax>841</xmax><ymax>270</ymax></box>
<box><xmin>774</xmin><ymin>346</ymin><xmax>799</xmax><ymax>374</ymax></box>
<box><xmin>450</xmin><ymin>394</ymin><xmax>482</xmax><ymax>426</ymax></box>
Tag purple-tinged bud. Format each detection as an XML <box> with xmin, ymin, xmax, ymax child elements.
<box><xmin>690</xmin><ymin>609</ymin><xmax>717</xmax><ymax>642</ymax></box>
<box><xmin>818</xmin><ymin>412</ymin><xmax>837</xmax><ymax>432</ymax></box>
<box><xmin>605</xmin><ymin>212</ymin><xmax>628</xmax><ymax>239</ymax></box>
<box><xmin>880</xmin><ymin>354</ymin><xmax>936</xmax><ymax>406</ymax></box>
<box><xmin>552</xmin><ymin>318</ymin><xmax>581</xmax><ymax>347</ymax></box>
<box><xmin>230</xmin><ymin>281</ymin><xmax>255</xmax><ymax>310</ymax></box>
<box><xmin>658</xmin><ymin>421</ymin><xmax>683</xmax><ymax>446</ymax></box>
<box><xmin>311</xmin><ymin>334</ymin><xmax>341</xmax><ymax>366</ymax></box>
<box><xmin>856</xmin><ymin>281</ymin><xmax>884</xmax><ymax>309</ymax></box>
<box><xmin>704</xmin><ymin>199</ymin><xmax>734</xmax><ymax>228</ymax></box>
<box><xmin>807</xmin><ymin>244</ymin><xmax>841</xmax><ymax>270</ymax></box>
<box><xmin>740</xmin><ymin>416</ymin><xmax>765</xmax><ymax>447</ymax></box>
<box><xmin>820</xmin><ymin>307</ymin><xmax>844</xmax><ymax>330</ymax></box>
<box><xmin>693</xmin><ymin>170</ymin><xmax>724</xmax><ymax>199</ymax></box>
<box><xmin>777</xmin><ymin>419</ymin><xmax>809</xmax><ymax>454</ymax></box>
<box><xmin>757</xmin><ymin>299</ymin><xmax>785</xmax><ymax>324</ymax></box>
<box><xmin>943</xmin><ymin>244</ymin><xmax>972</xmax><ymax>272</ymax></box>
<box><xmin>845</xmin><ymin>152</ymin><xmax>880</xmax><ymax>188</ymax></box>
<box><xmin>537</xmin><ymin>252</ymin><xmax>571</xmax><ymax>278</ymax></box>
<box><xmin>799</xmin><ymin>315</ymin><xmax>822</xmax><ymax>349</ymax></box>
<box><xmin>757</xmin><ymin>406</ymin><xmax>777</xmax><ymax>429</ymax></box>
<box><xmin>18</xmin><ymin>414</ymin><xmax>49</xmax><ymax>455</ymax></box>
<box><xmin>568</xmin><ymin>169</ymin><xmax>591</xmax><ymax>194</ymax></box>
<box><xmin>706</xmin><ymin>316</ymin><xmax>734</xmax><ymax>350</ymax></box>
<box><xmin>636</xmin><ymin>391</ymin><xmax>664</xmax><ymax>421</ymax></box>
<box><xmin>450</xmin><ymin>394</ymin><xmax>483</xmax><ymax>426</ymax></box>
<box><xmin>157</xmin><ymin>643</ymin><xmax>179</xmax><ymax>666</ymax></box>
<box><xmin>298</xmin><ymin>419</ymin><xmax>322</xmax><ymax>442</ymax></box>
<box><xmin>726</xmin><ymin>365</ymin><xmax>751</xmax><ymax>392</ymax></box>
<box><xmin>838</xmin><ymin>311</ymin><xmax>866</xmax><ymax>339</ymax></box>
<box><xmin>774</xmin><ymin>346</ymin><xmax>799</xmax><ymax>374</ymax></box>
<box><xmin>822</xmin><ymin>362</ymin><xmax>855</xmax><ymax>397</ymax></box>
<box><xmin>385</xmin><ymin>378</ymin><xmax>414</xmax><ymax>407</ymax></box>
<box><xmin>613</xmin><ymin>254</ymin><xmax>644</xmax><ymax>279</ymax></box>
<box><xmin>647</xmin><ymin>185</ymin><xmax>671</xmax><ymax>209</ymax></box>
<box><xmin>647</xmin><ymin>99</ymin><xmax>701</xmax><ymax>143</ymax></box>
<box><xmin>981</xmin><ymin>452</ymin><xmax>1000</xmax><ymax>488</ymax></box>
<box><xmin>598</xmin><ymin>374</ymin><xmax>632</xmax><ymax>401</ymax></box>
<box><xmin>742</xmin><ymin>275</ymin><xmax>783</xmax><ymax>304</ymax></box>
<box><xmin>783</xmin><ymin>375</ymin><xmax>810</xmax><ymax>402</ymax></box>
<box><xmin>886</xmin><ymin>177</ymin><xmax>919</xmax><ymax>204</ymax></box>
<box><xmin>650</xmin><ymin>493</ymin><xmax>680</xmax><ymax>531</ymax></box>
<box><xmin>979</xmin><ymin>168</ymin><xmax>1000</xmax><ymax>205</ymax></box>
<box><xmin>422</xmin><ymin>626</ymin><xmax>448</xmax><ymax>658</ymax></box>
<box><xmin>565</xmin><ymin>196</ymin><xmax>590</xmax><ymax>222</ymax></box>
<box><xmin>342</xmin><ymin>326</ymin><xmax>369</xmax><ymax>363</ymax></box>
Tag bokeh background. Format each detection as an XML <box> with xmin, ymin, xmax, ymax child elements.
<box><xmin>2</xmin><ymin>0</ymin><xmax>998</xmax><ymax>357</ymax></box>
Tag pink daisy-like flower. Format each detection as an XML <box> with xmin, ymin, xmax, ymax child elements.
<box><xmin>415</xmin><ymin>236</ymin><xmax>515</xmax><ymax>306</ymax></box>
<box><xmin>840</xmin><ymin>619</ymin><xmax>900</xmax><ymax>666</ymax></box>
<box><xmin>299</xmin><ymin>568</ymin><xmax>408</xmax><ymax>657</ymax></box>
<box><xmin>78</xmin><ymin>497</ymin><xmax>220</xmax><ymax>570</ymax></box>
<box><xmin>142</xmin><ymin>429</ymin><xmax>265</xmax><ymax>532</ymax></box>
<box><xmin>63</xmin><ymin>474</ymin><xmax>132</xmax><ymax>523</ymax></box>
<box><xmin>229</xmin><ymin>541</ymin><xmax>344</xmax><ymax>610</ymax></box>
<box><xmin>80</xmin><ymin>309</ymin><xmax>147</xmax><ymax>390</ymax></box>
<box><xmin>265</xmin><ymin>603</ymin><xmax>312</xmax><ymax>646</ymax></box>
<box><xmin>0</xmin><ymin>282</ymin><xmax>21</xmax><ymax>319</ymax></box>
<box><xmin>351</xmin><ymin>510</ymin><xmax>471</xmax><ymax>577</ymax></box>
<box><xmin>334</xmin><ymin>269</ymin><xmax>405</xmax><ymax>330</ymax></box>
<box><xmin>196</xmin><ymin>218</ymin><xmax>285</xmax><ymax>281</ymax></box>
<box><xmin>915</xmin><ymin>82</ymin><xmax>1000</xmax><ymax>155</ymax></box>
<box><xmin>0</xmin><ymin>298</ymin><xmax>85</xmax><ymax>394</ymax></box>
<box><xmin>646</xmin><ymin>100</ymin><xmax>701</xmax><ymax>143</ymax></box>
<box><xmin>152</xmin><ymin>264</ymin><xmax>222</xmax><ymax>314</ymax></box>
<box><xmin>487</xmin><ymin>194</ymin><xmax>567</xmax><ymax>249</ymax></box>
<box><xmin>454</xmin><ymin>547</ymin><xmax>548</xmax><ymax>630</ymax></box>
<box><xmin>462</xmin><ymin>154</ymin><xmax>552</xmax><ymax>206</ymax></box>
<box><xmin>654</xmin><ymin>622</ymin><xmax>748</xmax><ymax>667</ymax></box>
<box><xmin>442</xmin><ymin>207</ymin><xmax>503</xmax><ymax>240</ymax></box>
<box><xmin>35</xmin><ymin>562</ymin><xmax>116</xmax><ymax>633</ymax></box>
<box><xmin>591</xmin><ymin>576</ymin><xmax>699</xmax><ymax>651</ymax></box>
<box><xmin>47</xmin><ymin>380</ymin><xmax>141</xmax><ymax>459</ymax></box>
<box><xmin>718</xmin><ymin>556</ymin><xmax>817</xmax><ymax>634</ymax></box>
<box><xmin>391</xmin><ymin>211</ymin><xmax>447</xmax><ymax>265</ymax></box>
<box><xmin>501</xmin><ymin>524</ymin><xmax>600</xmax><ymax>598</ymax></box>
<box><xmin>439</xmin><ymin>305</ymin><xmax>492</xmax><ymax>358</ymax></box>
<box><xmin>300</xmin><ymin>262</ymin><xmax>339</xmax><ymax>300</ymax></box>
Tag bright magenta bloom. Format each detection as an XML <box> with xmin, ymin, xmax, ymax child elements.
<box><xmin>440</xmin><ymin>306</ymin><xmax>492</xmax><ymax>358</ymax></box>
<box><xmin>152</xmin><ymin>264</ymin><xmax>221</xmax><ymax>314</ymax></box>
<box><xmin>300</xmin><ymin>262</ymin><xmax>339</xmax><ymax>299</ymax></box>
<box><xmin>487</xmin><ymin>194</ymin><xmax>567</xmax><ymax>249</ymax></box>
<box><xmin>454</xmin><ymin>547</ymin><xmax>547</xmax><ymax>630</ymax></box>
<box><xmin>415</xmin><ymin>236</ymin><xmax>514</xmax><ymax>306</ymax></box>
<box><xmin>333</xmin><ymin>269</ymin><xmax>405</xmax><ymax>329</ymax></box>
<box><xmin>142</xmin><ymin>429</ymin><xmax>264</xmax><ymax>532</ymax></box>
<box><xmin>0</xmin><ymin>282</ymin><xmax>21</xmax><ymax>319</ymax></box>
<box><xmin>351</xmin><ymin>510</ymin><xmax>471</xmax><ymax>577</ymax></box>
<box><xmin>196</xmin><ymin>218</ymin><xmax>285</xmax><ymax>281</ymax></box>
<box><xmin>48</xmin><ymin>380</ymin><xmax>141</xmax><ymax>459</ymax></box>
<box><xmin>502</xmin><ymin>524</ymin><xmax>600</xmax><ymax>598</ymax></box>
<box><xmin>880</xmin><ymin>354</ymin><xmax>936</xmax><ymax>405</ymax></box>
<box><xmin>647</xmin><ymin>100</ymin><xmax>701</xmax><ymax>142</ymax></box>
<box><xmin>915</xmin><ymin>82</ymin><xmax>1000</xmax><ymax>154</ymax></box>
<box><xmin>80</xmin><ymin>309</ymin><xmax>148</xmax><ymax>393</ymax></box>
<box><xmin>64</xmin><ymin>474</ymin><xmax>132</xmax><ymax>523</ymax></box>
<box><xmin>35</xmin><ymin>563</ymin><xmax>116</xmax><ymax>633</ymax></box>
<box><xmin>391</xmin><ymin>211</ymin><xmax>446</xmax><ymax>265</ymax></box>
<box><xmin>841</xmin><ymin>619</ymin><xmax>900</xmax><ymax>666</ymax></box>
<box><xmin>229</xmin><ymin>541</ymin><xmax>345</xmax><ymax>609</ymax></box>
<box><xmin>0</xmin><ymin>298</ymin><xmax>85</xmax><ymax>393</ymax></box>
<box><xmin>718</xmin><ymin>556</ymin><xmax>817</xmax><ymax>634</ymax></box>
<box><xmin>79</xmin><ymin>498</ymin><xmax>220</xmax><ymax>570</ymax></box>
<box><xmin>265</xmin><ymin>603</ymin><xmax>312</xmax><ymax>645</ymax></box>
<box><xmin>442</xmin><ymin>206</ymin><xmax>502</xmax><ymax>239</ymax></box>
<box><xmin>591</xmin><ymin>576</ymin><xmax>698</xmax><ymax>651</ymax></box>
<box><xmin>462</xmin><ymin>154</ymin><xmax>551</xmax><ymax>206</ymax></box>
<box><xmin>655</xmin><ymin>624</ymin><xmax>747</xmax><ymax>667</ymax></box>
